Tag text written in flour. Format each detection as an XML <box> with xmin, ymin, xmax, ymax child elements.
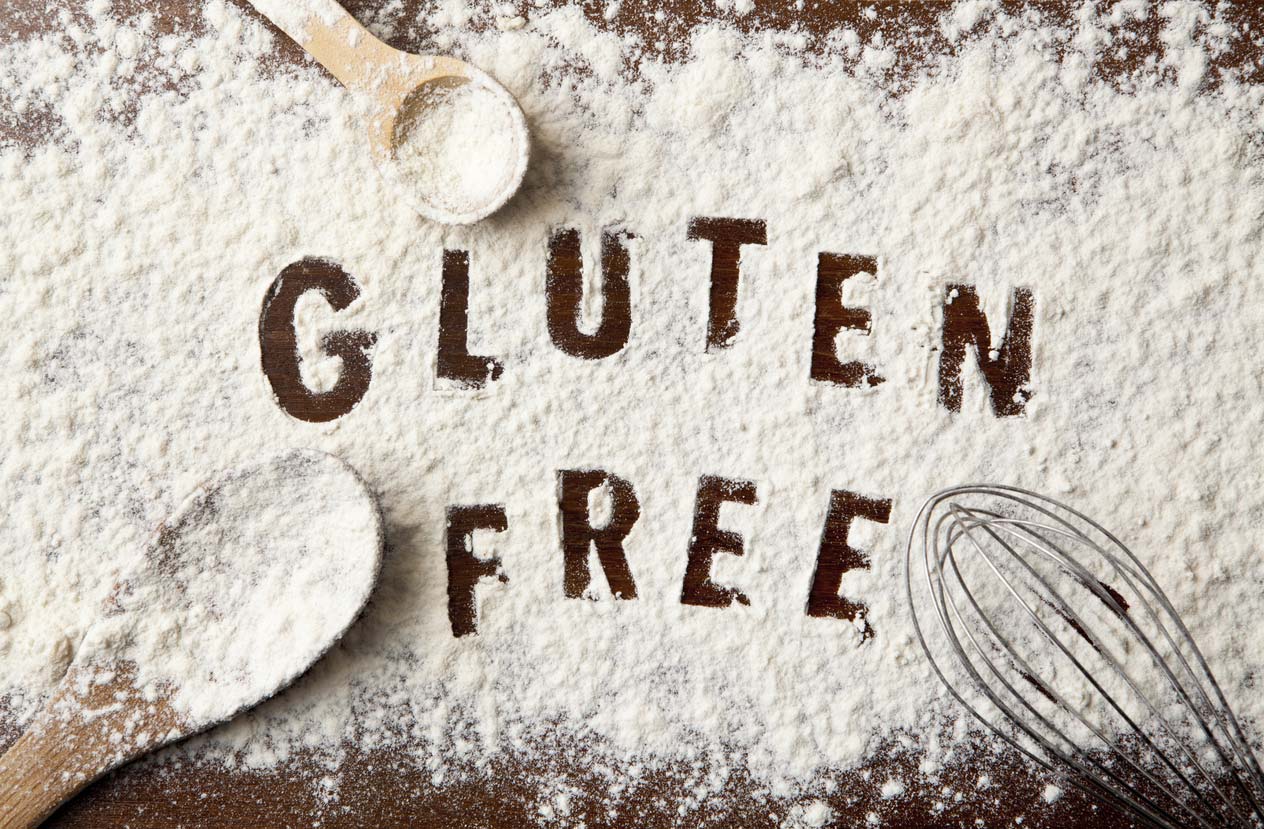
<box><xmin>444</xmin><ymin>472</ymin><xmax>891</xmax><ymax>637</ymax></box>
<box><xmin>258</xmin><ymin>221</ymin><xmax>1036</xmax><ymax>421</ymax></box>
<box><xmin>256</xmin><ymin>226</ymin><xmax>1037</xmax><ymax>637</ymax></box>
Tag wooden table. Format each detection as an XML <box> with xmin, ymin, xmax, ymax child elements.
<box><xmin>6</xmin><ymin>1</ymin><xmax>1259</xmax><ymax>825</ymax></box>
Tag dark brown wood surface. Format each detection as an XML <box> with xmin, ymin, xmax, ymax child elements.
<box><xmin>4</xmin><ymin>1</ymin><xmax>1261</xmax><ymax>826</ymax></box>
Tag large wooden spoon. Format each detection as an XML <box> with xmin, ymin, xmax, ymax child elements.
<box><xmin>0</xmin><ymin>449</ymin><xmax>383</xmax><ymax>828</ymax></box>
<box><xmin>248</xmin><ymin>0</ymin><xmax>530</xmax><ymax>225</ymax></box>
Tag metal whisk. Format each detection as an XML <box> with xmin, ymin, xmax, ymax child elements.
<box><xmin>905</xmin><ymin>484</ymin><xmax>1264</xmax><ymax>829</ymax></box>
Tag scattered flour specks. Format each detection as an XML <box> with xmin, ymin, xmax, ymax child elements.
<box><xmin>2</xmin><ymin>0</ymin><xmax>1264</xmax><ymax>815</ymax></box>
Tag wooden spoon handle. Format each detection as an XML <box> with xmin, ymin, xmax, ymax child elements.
<box><xmin>248</xmin><ymin>0</ymin><xmax>401</xmax><ymax>90</ymax></box>
<box><xmin>0</xmin><ymin>709</ymin><xmax>105</xmax><ymax>829</ymax></box>
<box><xmin>0</xmin><ymin>667</ymin><xmax>181</xmax><ymax>829</ymax></box>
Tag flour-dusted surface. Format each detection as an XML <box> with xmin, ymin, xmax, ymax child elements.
<box><xmin>2</xmin><ymin>0</ymin><xmax>1264</xmax><ymax>818</ymax></box>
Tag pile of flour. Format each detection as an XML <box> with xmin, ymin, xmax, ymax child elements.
<box><xmin>391</xmin><ymin>78</ymin><xmax>525</xmax><ymax>219</ymax></box>
<box><xmin>74</xmin><ymin>449</ymin><xmax>382</xmax><ymax>726</ymax></box>
<box><xmin>3</xmin><ymin>0</ymin><xmax>1264</xmax><ymax>817</ymax></box>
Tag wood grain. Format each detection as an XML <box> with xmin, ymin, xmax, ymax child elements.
<box><xmin>0</xmin><ymin>667</ymin><xmax>181</xmax><ymax>829</ymax></box>
<box><xmin>4</xmin><ymin>0</ymin><xmax>1259</xmax><ymax>826</ymax></box>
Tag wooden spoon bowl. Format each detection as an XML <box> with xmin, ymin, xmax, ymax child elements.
<box><xmin>251</xmin><ymin>0</ymin><xmax>531</xmax><ymax>224</ymax></box>
<box><xmin>0</xmin><ymin>450</ymin><xmax>383</xmax><ymax>829</ymax></box>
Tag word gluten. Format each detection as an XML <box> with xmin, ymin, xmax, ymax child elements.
<box><xmin>257</xmin><ymin>217</ymin><xmax>1037</xmax><ymax>423</ymax></box>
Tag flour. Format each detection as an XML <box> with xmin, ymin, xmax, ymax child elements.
<box><xmin>391</xmin><ymin>77</ymin><xmax>524</xmax><ymax>220</ymax></box>
<box><xmin>2</xmin><ymin>0</ymin><xmax>1264</xmax><ymax>819</ymax></box>
<box><xmin>248</xmin><ymin>0</ymin><xmax>348</xmax><ymax>45</ymax></box>
<box><xmin>73</xmin><ymin>449</ymin><xmax>382</xmax><ymax>725</ymax></box>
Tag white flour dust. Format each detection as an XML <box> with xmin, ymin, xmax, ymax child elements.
<box><xmin>74</xmin><ymin>449</ymin><xmax>382</xmax><ymax>726</ymax></box>
<box><xmin>247</xmin><ymin>0</ymin><xmax>348</xmax><ymax>46</ymax></box>
<box><xmin>2</xmin><ymin>0</ymin><xmax>1264</xmax><ymax>816</ymax></box>
<box><xmin>391</xmin><ymin>78</ymin><xmax>524</xmax><ymax>218</ymax></box>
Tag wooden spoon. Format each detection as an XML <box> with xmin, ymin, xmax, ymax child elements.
<box><xmin>248</xmin><ymin>0</ymin><xmax>530</xmax><ymax>225</ymax></box>
<box><xmin>0</xmin><ymin>450</ymin><xmax>384</xmax><ymax>828</ymax></box>
<box><xmin>0</xmin><ymin>665</ymin><xmax>184</xmax><ymax>829</ymax></box>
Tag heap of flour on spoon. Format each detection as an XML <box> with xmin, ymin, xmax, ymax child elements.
<box><xmin>73</xmin><ymin>450</ymin><xmax>382</xmax><ymax>725</ymax></box>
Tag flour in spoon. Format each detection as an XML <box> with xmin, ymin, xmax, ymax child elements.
<box><xmin>391</xmin><ymin>77</ymin><xmax>525</xmax><ymax>220</ymax></box>
<box><xmin>74</xmin><ymin>449</ymin><xmax>382</xmax><ymax>725</ymax></box>
<box><xmin>2</xmin><ymin>0</ymin><xmax>1264</xmax><ymax>818</ymax></box>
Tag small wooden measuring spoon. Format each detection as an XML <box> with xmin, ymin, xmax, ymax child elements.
<box><xmin>248</xmin><ymin>0</ymin><xmax>530</xmax><ymax>225</ymax></box>
<box><xmin>0</xmin><ymin>450</ymin><xmax>384</xmax><ymax>828</ymax></box>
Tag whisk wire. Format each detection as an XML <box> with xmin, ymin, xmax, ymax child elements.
<box><xmin>907</xmin><ymin>484</ymin><xmax>1264</xmax><ymax>829</ymax></box>
<box><xmin>929</xmin><ymin>507</ymin><xmax>1216</xmax><ymax>829</ymax></box>
<box><xmin>987</xmin><ymin>492</ymin><xmax>1264</xmax><ymax>825</ymax></box>
<box><xmin>913</xmin><ymin>513</ymin><xmax>1184</xmax><ymax>829</ymax></box>
<box><xmin>943</xmin><ymin>505</ymin><xmax>1238</xmax><ymax>829</ymax></box>
<box><xmin>976</xmin><ymin>489</ymin><xmax>1264</xmax><ymax>803</ymax></box>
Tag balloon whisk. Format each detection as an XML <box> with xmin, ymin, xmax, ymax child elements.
<box><xmin>906</xmin><ymin>485</ymin><xmax>1264</xmax><ymax>829</ymax></box>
